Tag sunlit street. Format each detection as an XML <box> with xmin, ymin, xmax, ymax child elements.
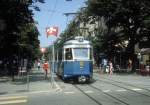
<box><xmin>0</xmin><ymin>0</ymin><xmax>150</xmax><ymax>105</ymax></box>
<box><xmin>1</xmin><ymin>70</ymin><xmax>150</xmax><ymax>105</ymax></box>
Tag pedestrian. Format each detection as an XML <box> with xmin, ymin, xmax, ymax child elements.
<box><xmin>37</xmin><ymin>61</ymin><xmax>41</xmax><ymax>71</ymax></box>
<box><xmin>99</xmin><ymin>63</ymin><xmax>103</xmax><ymax>74</ymax></box>
<box><xmin>127</xmin><ymin>58</ymin><xmax>132</xmax><ymax>72</ymax></box>
<box><xmin>43</xmin><ymin>61</ymin><xmax>49</xmax><ymax>79</ymax></box>
<box><xmin>11</xmin><ymin>59</ymin><xmax>16</xmax><ymax>81</ymax></box>
<box><xmin>27</xmin><ymin>60</ymin><xmax>32</xmax><ymax>73</ymax></box>
<box><xmin>109</xmin><ymin>60</ymin><xmax>113</xmax><ymax>75</ymax></box>
<box><xmin>103</xmin><ymin>58</ymin><xmax>108</xmax><ymax>73</ymax></box>
<box><xmin>106</xmin><ymin>65</ymin><xmax>109</xmax><ymax>74</ymax></box>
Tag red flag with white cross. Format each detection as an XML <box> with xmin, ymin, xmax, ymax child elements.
<box><xmin>46</xmin><ymin>26</ymin><xmax>58</xmax><ymax>37</ymax></box>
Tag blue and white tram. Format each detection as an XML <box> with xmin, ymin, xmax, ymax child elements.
<box><xmin>56</xmin><ymin>36</ymin><xmax>93</xmax><ymax>83</ymax></box>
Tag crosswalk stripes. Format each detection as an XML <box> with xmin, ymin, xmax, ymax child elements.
<box><xmin>0</xmin><ymin>96</ymin><xmax>27</xmax><ymax>105</ymax></box>
<box><xmin>63</xmin><ymin>88</ymin><xmax>145</xmax><ymax>94</ymax></box>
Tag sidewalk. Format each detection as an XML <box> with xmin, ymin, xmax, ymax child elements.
<box><xmin>0</xmin><ymin>68</ymin><xmax>59</xmax><ymax>96</ymax></box>
<box><xmin>1</xmin><ymin>68</ymin><xmax>147</xmax><ymax>96</ymax></box>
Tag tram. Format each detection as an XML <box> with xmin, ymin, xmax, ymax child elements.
<box><xmin>56</xmin><ymin>36</ymin><xmax>93</xmax><ymax>83</ymax></box>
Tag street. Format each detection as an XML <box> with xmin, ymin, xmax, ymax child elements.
<box><xmin>1</xmin><ymin>0</ymin><xmax>150</xmax><ymax>105</ymax></box>
<box><xmin>1</xmin><ymin>69</ymin><xmax>150</xmax><ymax>105</ymax></box>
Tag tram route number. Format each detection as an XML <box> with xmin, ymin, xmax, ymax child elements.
<box><xmin>80</xmin><ymin>61</ymin><xmax>84</xmax><ymax>68</ymax></box>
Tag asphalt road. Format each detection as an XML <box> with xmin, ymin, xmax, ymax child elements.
<box><xmin>1</xmin><ymin>73</ymin><xmax>150</xmax><ymax>105</ymax></box>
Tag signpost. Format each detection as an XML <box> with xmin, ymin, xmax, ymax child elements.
<box><xmin>46</xmin><ymin>26</ymin><xmax>58</xmax><ymax>88</ymax></box>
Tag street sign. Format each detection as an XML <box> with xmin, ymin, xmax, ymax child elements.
<box><xmin>46</xmin><ymin>26</ymin><xmax>58</xmax><ymax>37</ymax></box>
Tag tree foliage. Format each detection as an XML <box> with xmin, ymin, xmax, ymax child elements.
<box><xmin>55</xmin><ymin>18</ymin><xmax>80</xmax><ymax>49</ymax></box>
<box><xmin>0</xmin><ymin>0</ymin><xmax>44</xmax><ymax>67</ymax></box>
<box><xmin>86</xmin><ymin>0</ymin><xmax>150</xmax><ymax>70</ymax></box>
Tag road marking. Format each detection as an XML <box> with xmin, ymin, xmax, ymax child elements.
<box><xmin>132</xmin><ymin>88</ymin><xmax>142</xmax><ymax>91</ymax></box>
<box><xmin>53</xmin><ymin>81</ymin><xmax>62</xmax><ymax>92</ymax></box>
<box><xmin>84</xmin><ymin>90</ymin><xmax>94</xmax><ymax>93</ymax></box>
<box><xmin>64</xmin><ymin>91</ymin><xmax>75</xmax><ymax>94</ymax></box>
<box><xmin>116</xmin><ymin>89</ymin><xmax>127</xmax><ymax>92</ymax></box>
<box><xmin>0</xmin><ymin>96</ymin><xmax>27</xmax><ymax>100</ymax></box>
<box><xmin>50</xmin><ymin>78</ymin><xmax>62</xmax><ymax>92</ymax></box>
<box><xmin>0</xmin><ymin>89</ymin><xmax>56</xmax><ymax>97</ymax></box>
<box><xmin>0</xmin><ymin>100</ymin><xmax>27</xmax><ymax>105</ymax></box>
<box><xmin>28</xmin><ymin>90</ymin><xmax>52</xmax><ymax>94</ymax></box>
<box><xmin>0</xmin><ymin>96</ymin><xmax>27</xmax><ymax>105</ymax></box>
<box><xmin>103</xmin><ymin>90</ymin><xmax>110</xmax><ymax>92</ymax></box>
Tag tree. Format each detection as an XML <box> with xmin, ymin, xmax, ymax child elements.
<box><xmin>55</xmin><ymin>7</ymin><xmax>91</xmax><ymax>49</ymax></box>
<box><xmin>0</xmin><ymin>0</ymin><xmax>44</xmax><ymax>76</ymax></box>
<box><xmin>55</xmin><ymin>18</ymin><xmax>80</xmax><ymax>50</ymax></box>
<box><xmin>86</xmin><ymin>0</ymin><xmax>150</xmax><ymax>71</ymax></box>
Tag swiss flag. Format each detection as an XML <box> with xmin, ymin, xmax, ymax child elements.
<box><xmin>46</xmin><ymin>26</ymin><xmax>58</xmax><ymax>37</ymax></box>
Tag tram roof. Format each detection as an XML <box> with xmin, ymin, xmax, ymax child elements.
<box><xmin>63</xmin><ymin>36</ymin><xmax>92</xmax><ymax>48</ymax></box>
<box><xmin>64</xmin><ymin>39</ymin><xmax>91</xmax><ymax>45</ymax></box>
<box><xmin>63</xmin><ymin>40</ymin><xmax>91</xmax><ymax>48</ymax></box>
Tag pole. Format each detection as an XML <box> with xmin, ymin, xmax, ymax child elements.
<box><xmin>49</xmin><ymin>46</ymin><xmax>52</xmax><ymax>85</ymax></box>
<box><xmin>50</xmin><ymin>44</ymin><xmax>55</xmax><ymax>88</ymax></box>
<box><xmin>26</xmin><ymin>59</ymin><xmax>30</xmax><ymax>92</ymax></box>
<box><xmin>42</xmin><ymin>53</ymin><xmax>44</xmax><ymax>63</ymax></box>
<box><xmin>120</xmin><ymin>53</ymin><xmax>121</xmax><ymax>69</ymax></box>
<box><xmin>27</xmin><ymin>71</ymin><xmax>29</xmax><ymax>91</ymax></box>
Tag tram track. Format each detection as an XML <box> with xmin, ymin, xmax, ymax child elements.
<box><xmin>73</xmin><ymin>84</ymin><xmax>130</xmax><ymax>105</ymax></box>
<box><xmin>89</xmin><ymin>85</ymin><xmax>130</xmax><ymax>105</ymax></box>
<box><xmin>73</xmin><ymin>85</ymin><xmax>103</xmax><ymax>105</ymax></box>
<box><xmin>96</xmin><ymin>78</ymin><xmax>150</xmax><ymax>98</ymax></box>
<box><xmin>102</xmin><ymin>77</ymin><xmax>150</xmax><ymax>92</ymax></box>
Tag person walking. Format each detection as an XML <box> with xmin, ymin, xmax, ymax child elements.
<box><xmin>37</xmin><ymin>61</ymin><xmax>41</xmax><ymax>71</ymax></box>
<box><xmin>109</xmin><ymin>61</ymin><xmax>113</xmax><ymax>75</ymax></box>
<box><xmin>43</xmin><ymin>61</ymin><xmax>49</xmax><ymax>79</ymax></box>
<box><xmin>127</xmin><ymin>58</ymin><xmax>132</xmax><ymax>72</ymax></box>
<box><xmin>103</xmin><ymin>58</ymin><xmax>108</xmax><ymax>73</ymax></box>
<box><xmin>11</xmin><ymin>59</ymin><xmax>17</xmax><ymax>81</ymax></box>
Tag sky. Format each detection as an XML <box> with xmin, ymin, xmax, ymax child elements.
<box><xmin>33</xmin><ymin>0</ymin><xmax>86</xmax><ymax>47</ymax></box>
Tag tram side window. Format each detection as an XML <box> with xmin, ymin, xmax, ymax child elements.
<box><xmin>90</xmin><ymin>48</ymin><xmax>93</xmax><ymax>60</ymax></box>
<box><xmin>65</xmin><ymin>48</ymin><xmax>72</xmax><ymax>60</ymax></box>
<box><xmin>58</xmin><ymin>50</ymin><xmax>62</xmax><ymax>60</ymax></box>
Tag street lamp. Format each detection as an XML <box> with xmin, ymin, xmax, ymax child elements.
<box><xmin>40</xmin><ymin>48</ymin><xmax>46</xmax><ymax>53</ymax></box>
<box><xmin>40</xmin><ymin>48</ymin><xmax>46</xmax><ymax>62</ymax></box>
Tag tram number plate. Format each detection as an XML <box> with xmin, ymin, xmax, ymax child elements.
<box><xmin>78</xmin><ymin>45</ymin><xmax>85</xmax><ymax>47</ymax></box>
<box><xmin>80</xmin><ymin>61</ymin><xmax>84</xmax><ymax>67</ymax></box>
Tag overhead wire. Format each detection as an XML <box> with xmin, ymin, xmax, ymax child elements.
<box><xmin>47</xmin><ymin>0</ymin><xmax>58</xmax><ymax>26</ymax></box>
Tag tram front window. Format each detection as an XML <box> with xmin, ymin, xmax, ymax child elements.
<box><xmin>73</xmin><ymin>48</ymin><xmax>89</xmax><ymax>59</ymax></box>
